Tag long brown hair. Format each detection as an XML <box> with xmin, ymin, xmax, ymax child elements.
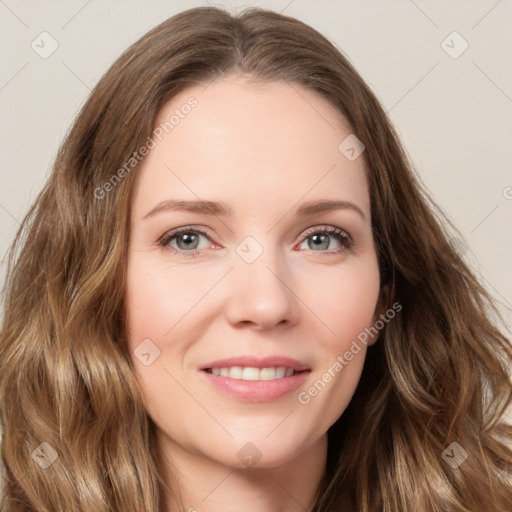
<box><xmin>1</xmin><ymin>6</ymin><xmax>511</xmax><ymax>511</ymax></box>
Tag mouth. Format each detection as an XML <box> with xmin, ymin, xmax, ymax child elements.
<box><xmin>199</xmin><ymin>356</ymin><xmax>312</xmax><ymax>402</ymax></box>
<box><xmin>202</xmin><ymin>366</ymin><xmax>306</xmax><ymax>380</ymax></box>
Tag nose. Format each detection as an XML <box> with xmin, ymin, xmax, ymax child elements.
<box><xmin>223</xmin><ymin>242</ymin><xmax>301</xmax><ymax>332</ymax></box>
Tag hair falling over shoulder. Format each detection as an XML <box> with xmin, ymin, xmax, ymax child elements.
<box><xmin>1</xmin><ymin>6</ymin><xmax>511</xmax><ymax>512</ymax></box>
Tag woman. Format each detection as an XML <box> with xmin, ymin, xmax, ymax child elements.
<box><xmin>1</xmin><ymin>6</ymin><xmax>511</xmax><ymax>512</ymax></box>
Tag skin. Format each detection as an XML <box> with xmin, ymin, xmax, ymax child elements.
<box><xmin>125</xmin><ymin>73</ymin><xmax>383</xmax><ymax>512</ymax></box>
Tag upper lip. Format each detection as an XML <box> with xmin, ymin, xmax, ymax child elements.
<box><xmin>199</xmin><ymin>355</ymin><xmax>311</xmax><ymax>372</ymax></box>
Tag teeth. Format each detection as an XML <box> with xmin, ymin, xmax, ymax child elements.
<box><xmin>260</xmin><ymin>367</ymin><xmax>277</xmax><ymax>380</ymax></box>
<box><xmin>207</xmin><ymin>366</ymin><xmax>297</xmax><ymax>380</ymax></box>
<box><xmin>275</xmin><ymin>367</ymin><xmax>286</xmax><ymax>378</ymax></box>
<box><xmin>242</xmin><ymin>367</ymin><xmax>260</xmax><ymax>380</ymax></box>
<box><xmin>229</xmin><ymin>366</ymin><xmax>243</xmax><ymax>379</ymax></box>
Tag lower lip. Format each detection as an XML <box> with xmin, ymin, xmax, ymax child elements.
<box><xmin>200</xmin><ymin>370</ymin><xmax>311</xmax><ymax>402</ymax></box>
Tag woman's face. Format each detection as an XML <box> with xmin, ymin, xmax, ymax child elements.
<box><xmin>125</xmin><ymin>74</ymin><xmax>382</xmax><ymax>469</ymax></box>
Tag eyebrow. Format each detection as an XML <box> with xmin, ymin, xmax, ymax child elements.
<box><xmin>142</xmin><ymin>198</ymin><xmax>367</xmax><ymax>221</ymax></box>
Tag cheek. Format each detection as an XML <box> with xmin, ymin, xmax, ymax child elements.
<box><xmin>297</xmin><ymin>259</ymin><xmax>380</xmax><ymax>424</ymax></box>
<box><xmin>306</xmin><ymin>258</ymin><xmax>381</xmax><ymax>348</ymax></box>
<box><xmin>123</xmin><ymin>258</ymin><xmax>197</xmax><ymax>422</ymax></box>
<box><xmin>124</xmin><ymin>256</ymin><xmax>206</xmax><ymax>344</ymax></box>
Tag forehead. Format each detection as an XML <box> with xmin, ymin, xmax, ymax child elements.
<box><xmin>131</xmin><ymin>75</ymin><xmax>370</xmax><ymax>220</ymax></box>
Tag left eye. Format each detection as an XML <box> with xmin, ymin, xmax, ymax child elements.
<box><xmin>159</xmin><ymin>226</ymin><xmax>353</xmax><ymax>257</ymax></box>
<box><xmin>297</xmin><ymin>227</ymin><xmax>353</xmax><ymax>252</ymax></box>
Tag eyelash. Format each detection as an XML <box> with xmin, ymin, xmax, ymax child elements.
<box><xmin>158</xmin><ymin>225</ymin><xmax>354</xmax><ymax>258</ymax></box>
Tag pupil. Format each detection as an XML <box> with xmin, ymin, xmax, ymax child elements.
<box><xmin>311</xmin><ymin>234</ymin><xmax>328</xmax><ymax>250</ymax></box>
<box><xmin>180</xmin><ymin>233</ymin><xmax>197</xmax><ymax>249</ymax></box>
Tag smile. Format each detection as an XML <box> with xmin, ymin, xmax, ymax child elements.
<box><xmin>204</xmin><ymin>366</ymin><xmax>300</xmax><ymax>380</ymax></box>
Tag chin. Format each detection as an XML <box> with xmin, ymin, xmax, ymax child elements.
<box><xmin>207</xmin><ymin>434</ymin><xmax>314</xmax><ymax>470</ymax></box>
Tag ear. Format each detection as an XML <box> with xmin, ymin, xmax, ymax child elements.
<box><xmin>366</xmin><ymin>284</ymin><xmax>391</xmax><ymax>347</ymax></box>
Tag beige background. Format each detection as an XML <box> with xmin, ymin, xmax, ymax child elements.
<box><xmin>0</xmin><ymin>0</ymin><xmax>511</xmax><ymax>324</ymax></box>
